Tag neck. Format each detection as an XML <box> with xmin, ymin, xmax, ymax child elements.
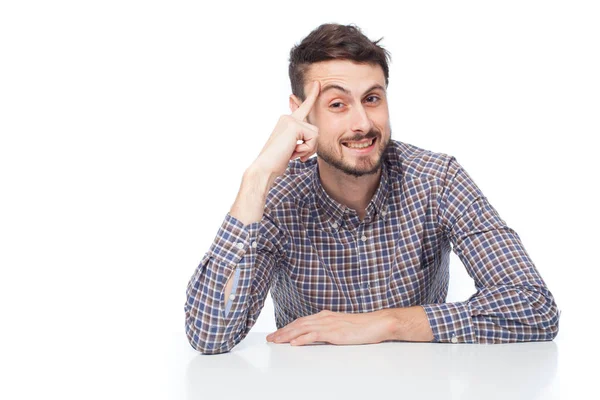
<box><xmin>317</xmin><ymin>159</ymin><xmax>382</xmax><ymax>221</ymax></box>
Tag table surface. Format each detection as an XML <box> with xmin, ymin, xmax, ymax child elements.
<box><xmin>176</xmin><ymin>330</ymin><xmax>587</xmax><ymax>400</ymax></box>
<box><xmin>5</xmin><ymin>321</ymin><xmax>594</xmax><ymax>399</ymax></box>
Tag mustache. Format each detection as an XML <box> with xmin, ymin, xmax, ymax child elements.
<box><xmin>342</xmin><ymin>129</ymin><xmax>380</xmax><ymax>143</ymax></box>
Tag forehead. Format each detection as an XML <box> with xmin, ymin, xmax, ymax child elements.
<box><xmin>305</xmin><ymin>60</ymin><xmax>385</xmax><ymax>94</ymax></box>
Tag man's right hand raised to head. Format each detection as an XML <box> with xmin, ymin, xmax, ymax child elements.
<box><xmin>224</xmin><ymin>81</ymin><xmax>321</xmax><ymax>305</ymax></box>
<box><xmin>253</xmin><ymin>80</ymin><xmax>321</xmax><ymax>178</ymax></box>
<box><xmin>228</xmin><ymin>81</ymin><xmax>321</xmax><ymax>227</ymax></box>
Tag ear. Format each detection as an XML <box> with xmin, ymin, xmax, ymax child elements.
<box><xmin>289</xmin><ymin>94</ymin><xmax>302</xmax><ymax>113</ymax></box>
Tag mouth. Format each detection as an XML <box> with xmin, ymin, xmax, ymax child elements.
<box><xmin>342</xmin><ymin>137</ymin><xmax>377</xmax><ymax>154</ymax></box>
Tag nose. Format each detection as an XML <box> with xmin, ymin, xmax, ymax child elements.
<box><xmin>349</xmin><ymin>103</ymin><xmax>372</xmax><ymax>134</ymax></box>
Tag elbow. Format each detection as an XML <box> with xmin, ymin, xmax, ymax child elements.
<box><xmin>185</xmin><ymin>325</ymin><xmax>233</xmax><ymax>355</ymax></box>
<box><xmin>188</xmin><ymin>337</ymin><xmax>233</xmax><ymax>355</ymax></box>
<box><xmin>517</xmin><ymin>284</ymin><xmax>561</xmax><ymax>341</ymax></box>
<box><xmin>183</xmin><ymin>293</ymin><xmax>247</xmax><ymax>354</ymax></box>
<box><xmin>185</xmin><ymin>317</ymin><xmax>238</xmax><ymax>355</ymax></box>
<box><xmin>543</xmin><ymin>302</ymin><xmax>561</xmax><ymax>341</ymax></box>
<box><xmin>532</xmin><ymin>290</ymin><xmax>561</xmax><ymax>341</ymax></box>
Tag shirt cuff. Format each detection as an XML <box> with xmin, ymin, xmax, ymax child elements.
<box><xmin>421</xmin><ymin>302</ymin><xmax>478</xmax><ymax>344</ymax></box>
<box><xmin>208</xmin><ymin>212</ymin><xmax>261</xmax><ymax>265</ymax></box>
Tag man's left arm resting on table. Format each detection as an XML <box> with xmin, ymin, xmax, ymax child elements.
<box><xmin>378</xmin><ymin>156</ymin><xmax>560</xmax><ymax>344</ymax></box>
<box><xmin>428</xmin><ymin>156</ymin><xmax>559</xmax><ymax>343</ymax></box>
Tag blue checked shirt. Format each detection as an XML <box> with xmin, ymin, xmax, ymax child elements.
<box><xmin>185</xmin><ymin>140</ymin><xmax>560</xmax><ymax>354</ymax></box>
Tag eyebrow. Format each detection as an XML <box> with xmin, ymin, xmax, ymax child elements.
<box><xmin>320</xmin><ymin>83</ymin><xmax>386</xmax><ymax>97</ymax></box>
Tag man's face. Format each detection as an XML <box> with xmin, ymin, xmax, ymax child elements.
<box><xmin>294</xmin><ymin>59</ymin><xmax>392</xmax><ymax>178</ymax></box>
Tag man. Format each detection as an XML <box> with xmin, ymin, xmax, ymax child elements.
<box><xmin>185</xmin><ymin>23</ymin><xmax>560</xmax><ymax>355</ymax></box>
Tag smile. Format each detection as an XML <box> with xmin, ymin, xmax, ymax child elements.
<box><xmin>342</xmin><ymin>138</ymin><xmax>375</xmax><ymax>149</ymax></box>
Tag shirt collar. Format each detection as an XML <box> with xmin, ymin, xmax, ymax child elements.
<box><xmin>311</xmin><ymin>159</ymin><xmax>391</xmax><ymax>228</ymax></box>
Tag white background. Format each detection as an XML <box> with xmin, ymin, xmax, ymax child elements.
<box><xmin>1</xmin><ymin>1</ymin><xmax>598</xmax><ymax>398</ymax></box>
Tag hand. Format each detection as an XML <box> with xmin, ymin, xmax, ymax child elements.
<box><xmin>252</xmin><ymin>81</ymin><xmax>321</xmax><ymax>178</ymax></box>
<box><xmin>265</xmin><ymin>310</ymin><xmax>392</xmax><ymax>346</ymax></box>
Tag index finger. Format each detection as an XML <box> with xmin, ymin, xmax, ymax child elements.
<box><xmin>291</xmin><ymin>80</ymin><xmax>320</xmax><ymax>121</ymax></box>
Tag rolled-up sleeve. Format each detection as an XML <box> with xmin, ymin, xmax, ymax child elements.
<box><xmin>421</xmin><ymin>156</ymin><xmax>561</xmax><ymax>344</ymax></box>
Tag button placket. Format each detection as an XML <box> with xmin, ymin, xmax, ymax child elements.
<box><xmin>357</xmin><ymin>225</ymin><xmax>371</xmax><ymax>310</ymax></box>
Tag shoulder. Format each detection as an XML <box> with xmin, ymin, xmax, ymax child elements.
<box><xmin>384</xmin><ymin>139</ymin><xmax>455</xmax><ymax>182</ymax></box>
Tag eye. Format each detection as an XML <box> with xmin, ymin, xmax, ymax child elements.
<box><xmin>365</xmin><ymin>95</ymin><xmax>380</xmax><ymax>103</ymax></box>
<box><xmin>330</xmin><ymin>102</ymin><xmax>344</xmax><ymax>109</ymax></box>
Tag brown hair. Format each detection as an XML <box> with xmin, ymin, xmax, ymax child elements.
<box><xmin>289</xmin><ymin>23</ymin><xmax>392</xmax><ymax>101</ymax></box>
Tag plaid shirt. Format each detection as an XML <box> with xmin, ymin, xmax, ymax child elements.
<box><xmin>185</xmin><ymin>140</ymin><xmax>560</xmax><ymax>354</ymax></box>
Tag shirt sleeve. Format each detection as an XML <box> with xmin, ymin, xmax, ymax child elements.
<box><xmin>421</xmin><ymin>156</ymin><xmax>561</xmax><ymax>344</ymax></box>
<box><xmin>184</xmin><ymin>210</ymin><xmax>286</xmax><ymax>354</ymax></box>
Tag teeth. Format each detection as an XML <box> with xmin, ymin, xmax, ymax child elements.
<box><xmin>345</xmin><ymin>139</ymin><xmax>374</xmax><ymax>149</ymax></box>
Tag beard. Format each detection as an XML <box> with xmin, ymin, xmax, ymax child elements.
<box><xmin>316</xmin><ymin>128</ymin><xmax>392</xmax><ymax>178</ymax></box>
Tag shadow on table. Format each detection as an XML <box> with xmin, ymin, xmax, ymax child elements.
<box><xmin>185</xmin><ymin>334</ymin><xmax>558</xmax><ymax>399</ymax></box>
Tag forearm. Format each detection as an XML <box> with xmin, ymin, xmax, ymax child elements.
<box><xmin>223</xmin><ymin>165</ymin><xmax>278</xmax><ymax>316</ymax></box>
<box><xmin>185</xmin><ymin>212</ymin><xmax>279</xmax><ymax>354</ymax></box>
<box><xmin>185</xmin><ymin>251</ymin><xmax>250</xmax><ymax>354</ymax></box>
<box><xmin>421</xmin><ymin>288</ymin><xmax>560</xmax><ymax>344</ymax></box>
<box><xmin>229</xmin><ymin>164</ymin><xmax>277</xmax><ymax>226</ymax></box>
<box><xmin>221</xmin><ymin>164</ymin><xmax>277</xmax><ymax>312</ymax></box>
<box><xmin>377</xmin><ymin>306</ymin><xmax>435</xmax><ymax>342</ymax></box>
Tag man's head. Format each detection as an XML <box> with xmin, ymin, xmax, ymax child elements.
<box><xmin>288</xmin><ymin>23</ymin><xmax>393</xmax><ymax>178</ymax></box>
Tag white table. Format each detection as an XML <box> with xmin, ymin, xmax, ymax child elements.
<box><xmin>4</xmin><ymin>322</ymin><xmax>592</xmax><ymax>399</ymax></box>
<box><xmin>182</xmin><ymin>331</ymin><xmax>570</xmax><ymax>400</ymax></box>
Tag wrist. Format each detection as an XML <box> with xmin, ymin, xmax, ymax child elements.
<box><xmin>228</xmin><ymin>164</ymin><xmax>275</xmax><ymax>227</ymax></box>
<box><xmin>245</xmin><ymin>162</ymin><xmax>278</xmax><ymax>189</ymax></box>
<box><xmin>381</xmin><ymin>306</ymin><xmax>435</xmax><ymax>342</ymax></box>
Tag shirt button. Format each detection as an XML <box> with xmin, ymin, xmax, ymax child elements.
<box><xmin>229</xmin><ymin>294</ymin><xmax>236</xmax><ymax>300</ymax></box>
<box><xmin>451</xmin><ymin>336</ymin><xmax>458</xmax><ymax>344</ymax></box>
<box><xmin>361</xmin><ymin>235</ymin><xmax>367</xmax><ymax>242</ymax></box>
<box><xmin>236</xmin><ymin>242</ymin><xmax>244</xmax><ymax>250</ymax></box>
<box><xmin>331</xmin><ymin>222</ymin><xmax>338</xmax><ymax>229</ymax></box>
<box><xmin>381</xmin><ymin>210</ymin><xmax>388</xmax><ymax>216</ymax></box>
<box><xmin>251</xmin><ymin>241</ymin><xmax>257</xmax><ymax>248</ymax></box>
